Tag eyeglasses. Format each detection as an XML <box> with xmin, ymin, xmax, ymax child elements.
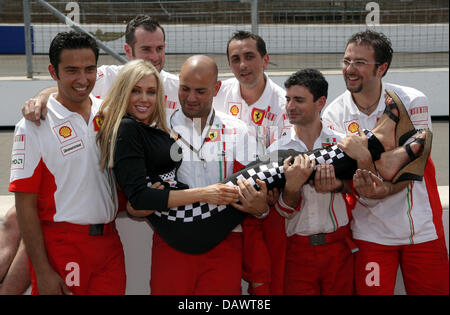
<box><xmin>341</xmin><ymin>59</ymin><xmax>380</xmax><ymax>69</ymax></box>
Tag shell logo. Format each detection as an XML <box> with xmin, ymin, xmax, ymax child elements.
<box><xmin>230</xmin><ymin>105</ymin><xmax>239</xmax><ymax>116</ymax></box>
<box><xmin>348</xmin><ymin>122</ymin><xmax>360</xmax><ymax>133</ymax></box>
<box><xmin>59</xmin><ymin>126</ymin><xmax>72</xmax><ymax>138</ymax></box>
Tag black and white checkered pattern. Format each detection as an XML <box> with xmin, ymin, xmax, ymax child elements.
<box><xmin>153</xmin><ymin>145</ymin><xmax>350</xmax><ymax>223</ymax></box>
<box><xmin>154</xmin><ymin>202</ymin><xmax>228</xmax><ymax>222</ymax></box>
<box><xmin>234</xmin><ymin>161</ymin><xmax>285</xmax><ymax>187</ymax></box>
<box><xmin>308</xmin><ymin>144</ymin><xmax>346</xmax><ymax>166</ymax></box>
<box><xmin>154</xmin><ymin>162</ymin><xmax>284</xmax><ymax>222</ymax></box>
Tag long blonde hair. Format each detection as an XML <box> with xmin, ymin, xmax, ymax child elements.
<box><xmin>97</xmin><ymin>59</ymin><xmax>169</xmax><ymax>170</ymax></box>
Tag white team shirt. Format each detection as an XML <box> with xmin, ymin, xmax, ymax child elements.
<box><xmin>169</xmin><ymin>107</ymin><xmax>257</xmax><ymax>232</ymax></box>
<box><xmin>93</xmin><ymin>65</ymin><xmax>180</xmax><ymax>115</ymax></box>
<box><xmin>213</xmin><ymin>75</ymin><xmax>290</xmax><ymax>155</ymax></box>
<box><xmin>9</xmin><ymin>94</ymin><xmax>118</xmax><ymax>225</ymax></box>
<box><xmin>268</xmin><ymin>125</ymin><xmax>349</xmax><ymax>237</ymax></box>
<box><xmin>322</xmin><ymin>82</ymin><xmax>438</xmax><ymax>245</ymax></box>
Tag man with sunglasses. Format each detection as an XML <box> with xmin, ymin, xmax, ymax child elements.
<box><xmin>322</xmin><ymin>30</ymin><xmax>448</xmax><ymax>295</ymax></box>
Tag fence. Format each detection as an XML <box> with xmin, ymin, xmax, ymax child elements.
<box><xmin>0</xmin><ymin>0</ymin><xmax>448</xmax><ymax>77</ymax></box>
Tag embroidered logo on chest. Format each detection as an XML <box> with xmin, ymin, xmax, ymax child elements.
<box><xmin>344</xmin><ymin>121</ymin><xmax>360</xmax><ymax>134</ymax></box>
<box><xmin>251</xmin><ymin>108</ymin><xmax>265</xmax><ymax>125</ymax></box>
<box><xmin>228</xmin><ymin>102</ymin><xmax>241</xmax><ymax>117</ymax></box>
<box><xmin>53</xmin><ymin>121</ymin><xmax>77</xmax><ymax>143</ymax></box>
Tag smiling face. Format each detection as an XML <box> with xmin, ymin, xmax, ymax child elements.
<box><xmin>49</xmin><ymin>48</ymin><xmax>97</xmax><ymax>109</ymax></box>
<box><xmin>127</xmin><ymin>74</ymin><xmax>158</xmax><ymax>124</ymax></box>
<box><xmin>342</xmin><ymin>43</ymin><xmax>386</xmax><ymax>94</ymax></box>
<box><xmin>227</xmin><ymin>38</ymin><xmax>269</xmax><ymax>89</ymax></box>
<box><xmin>178</xmin><ymin>56</ymin><xmax>221</xmax><ymax>121</ymax></box>
<box><xmin>285</xmin><ymin>85</ymin><xmax>325</xmax><ymax>126</ymax></box>
<box><xmin>125</xmin><ymin>26</ymin><xmax>166</xmax><ymax>72</ymax></box>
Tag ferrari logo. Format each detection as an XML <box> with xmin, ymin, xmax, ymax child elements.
<box><xmin>251</xmin><ymin>108</ymin><xmax>265</xmax><ymax>125</ymax></box>
<box><xmin>206</xmin><ymin>129</ymin><xmax>221</xmax><ymax>142</ymax></box>
<box><xmin>93</xmin><ymin>115</ymin><xmax>103</xmax><ymax>131</ymax></box>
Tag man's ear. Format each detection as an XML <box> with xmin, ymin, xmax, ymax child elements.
<box><xmin>48</xmin><ymin>64</ymin><xmax>58</xmax><ymax>80</ymax></box>
<box><xmin>124</xmin><ymin>43</ymin><xmax>133</xmax><ymax>59</ymax></box>
<box><xmin>376</xmin><ymin>62</ymin><xmax>388</xmax><ymax>78</ymax></box>
<box><xmin>262</xmin><ymin>54</ymin><xmax>269</xmax><ymax>70</ymax></box>
<box><xmin>214</xmin><ymin>80</ymin><xmax>222</xmax><ymax>97</ymax></box>
<box><xmin>316</xmin><ymin>96</ymin><xmax>327</xmax><ymax>112</ymax></box>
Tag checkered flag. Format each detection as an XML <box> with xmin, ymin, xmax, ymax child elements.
<box><xmin>306</xmin><ymin>145</ymin><xmax>346</xmax><ymax>166</ymax></box>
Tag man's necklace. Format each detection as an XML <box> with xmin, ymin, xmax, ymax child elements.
<box><xmin>358</xmin><ymin>98</ymin><xmax>379</xmax><ymax>114</ymax></box>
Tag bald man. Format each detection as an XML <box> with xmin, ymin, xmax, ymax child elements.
<box><xmin>150</xmin><ymin>55</ymin><xmax>270</xmax><ymax>295</ymax></box>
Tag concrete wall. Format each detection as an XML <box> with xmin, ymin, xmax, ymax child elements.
<box><xmin>1</xmin><ymin>68</ymin><xmax>448</xmax><ymax>127</ymax></box>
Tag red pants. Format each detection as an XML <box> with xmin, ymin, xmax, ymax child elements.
<box><xmin>262</xmin><ymin>208</ymin><xmax>287</xmax><ymax>295</ymax></box>
<box><xmin>354</xmin><ymin>238</ymin><xmax>449</xmax><ymax>295</ymax></box>
<box><xmin>150</xmin><ymin>231</ymin><xmax>243</xmax><ymax>295</ymax></box>
<box><xmin>241</xmin><ymin>207</ymin><xmax>287</xmax><ymax>295</ymax></box>
<box><xmin>284</xmin><ymin>226</ymin><xmax>354</xmax><ymax>295</ymax></box>
<box><xmin>30</xmin><ymin>221</ymin><xmax>126</xmax><ymax>295</ymax></box>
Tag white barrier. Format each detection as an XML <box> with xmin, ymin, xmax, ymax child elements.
<box><xmin>1</xmin><ymin>69</ymin><xmax>448</xmax><ymax>127</ymax></box>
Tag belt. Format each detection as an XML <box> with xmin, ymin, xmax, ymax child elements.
<box><xmin>291</xmin><ymin>225</ymin><xmax>357</xmax><ymax>249</ymax></box>
<box><xmin>42</xmin><ymin>221</ymin><xmax>116</xmax><ymax>236</ymax></box>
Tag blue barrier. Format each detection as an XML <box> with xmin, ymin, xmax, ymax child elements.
<box><xmin>0</xmin><ymin>25</ymin><xmax>33</xmax><ymax>54</ymax></box>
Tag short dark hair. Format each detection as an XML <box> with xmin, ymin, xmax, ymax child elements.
<box><xmin>226</xmin><ymin>30</ymin><xmax>267</xmax><ymax>61</ymax></box>
<box><xmin>346</xmin><ymin>29</ymin><xmax>393</xmax><ymax>77</ymax></box>
<box><xmin>284</xmin><ymin>69</ymin><xmax>328</xmax><ymax>101</ymax></box>
<box><xmin>125</xmin><ymin>15</ymin><xmax>165</xmax><ymax>47</ymax></box>
<box><xmin>49</xmin><ymin>31</ymin><xmax>99</xmax><ymax>77</ymax></box>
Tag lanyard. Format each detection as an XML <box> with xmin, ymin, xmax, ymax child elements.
<box><xmin>169</xmin><ymin>109</ymin><xmax>216</xmax><ymax>169</ymax></box>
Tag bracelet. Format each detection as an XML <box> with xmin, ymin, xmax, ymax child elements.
<box><xmin>254</xmin><ymin>206</ymin><xmax>270</xmax><ymax>219</ymax></box>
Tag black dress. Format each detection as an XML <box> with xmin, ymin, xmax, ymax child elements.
<box><xmin>113</xmin><ymin>115</ymin><xmax>385</xmax><ymax>254</ymax></box>
<box><xmin>114</xmin><ymin>115</ymin><xmax>187</xmax><ymax>212</ymax></box>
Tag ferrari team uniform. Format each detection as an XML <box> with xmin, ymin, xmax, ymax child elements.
<box><xmin>9</xmin><ymin>94</ymin><xmax>126</xmax><ymax>295</ymax></box>
<box><xmin>150</xmin><ymin>107</ymin><xmax>255</xmax><ymax>294</ymax></box>
<box><xmin>322</xmin><ymin>82</ymin><xmax>449</xmax><ymax>295</ymax></box>
<box><xmin>93</xmin><ymin>65</ymin><xmax>180</xmax><ymax>115</ymax></box>
<box><xmin>268</xmin><ymin>126</ymin><xmax>356</xmax><ymax>294</ymax></box>
<box><xmin>213</xmin><ymin>75</ymin><xmax>291</xmax><ymax>294</ymax></box>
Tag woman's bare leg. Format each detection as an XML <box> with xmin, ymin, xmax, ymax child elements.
<box><xmin>375</xmin><ymin>131</ymin><xmax>425</xmax><ymax>181</ymax></box>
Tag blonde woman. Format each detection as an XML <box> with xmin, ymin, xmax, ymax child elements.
<box><xmin>96</xmin><ymin>60</ymin><xmax>430</xmax><ymax>256</ymax></box>
<box><xmin>97</xmin><ymin>59</ymin><xmax>239</xmax><ymax>218</ymax></box>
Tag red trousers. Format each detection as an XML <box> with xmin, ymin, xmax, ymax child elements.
<box><xmin>150</xmin><ymin>231</ymin><xmax>243</xmax><ymax>295</ymax></box>
<box><xmin>241</xmin><ymin>207</ymin><xmax>287</xmax><ymax>295</ymax></box>
<box><xmin>30</xmin><ymin>221</ymin><xmax>126</xmax><ymax>295</ymax></box>
<box><xmin>284</xmin><ymin>225</ymin><xmax>354</xmax><ymax>295</ymax></box>
<box><xmin>354</xmin><ymin>238</ymin><xmax>449</xmax><ymax>295</ymax></box>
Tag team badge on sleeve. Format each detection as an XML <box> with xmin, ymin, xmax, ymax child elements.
<box><xmin>11</xmin><ymin>154</ymin><xmax>25</xmax><ymax>170</ymax></box>
<box><xmin>13</xmin><ymin>134</ymin><xmax>25</xmax><ymax>151</ymax></box>
<box><xmin>251</xmin><ymin>108</ymin><xmax>265</xmax><ymax>125</ymax></box>
<box><xmin>410</xmin><ymin>106</ymin><xmax>429</xmax><ymax>129</ymax></box>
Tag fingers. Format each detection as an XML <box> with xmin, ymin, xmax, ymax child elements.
<box><xmin>61</xmin><ymin>281</ymin><xmax>72</xmax><ymax>295</ymax></box>
<box><xmin>150</xmin><ymin>182</ymin><xmax>164</xmax><ymax>190</ymax></box>
<box><xmin>283</xmin><ymin>155</ymin><xmax>293</xmax><ymax>169</ymax></box>
<box><xmin>256</xmin><ymin>179</ymin><xmax>267</xmax><ymax>194</ymax></box>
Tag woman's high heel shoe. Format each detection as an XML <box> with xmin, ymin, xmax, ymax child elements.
<box><xmin>392</xmin><ymin>128</ymin><xmax>432</xmax><ymax>184</ymax></box>
<box><xmin>383</xmin><ymin>89</ymin><xmax>417</xmax><ymax>146</ymax></box>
